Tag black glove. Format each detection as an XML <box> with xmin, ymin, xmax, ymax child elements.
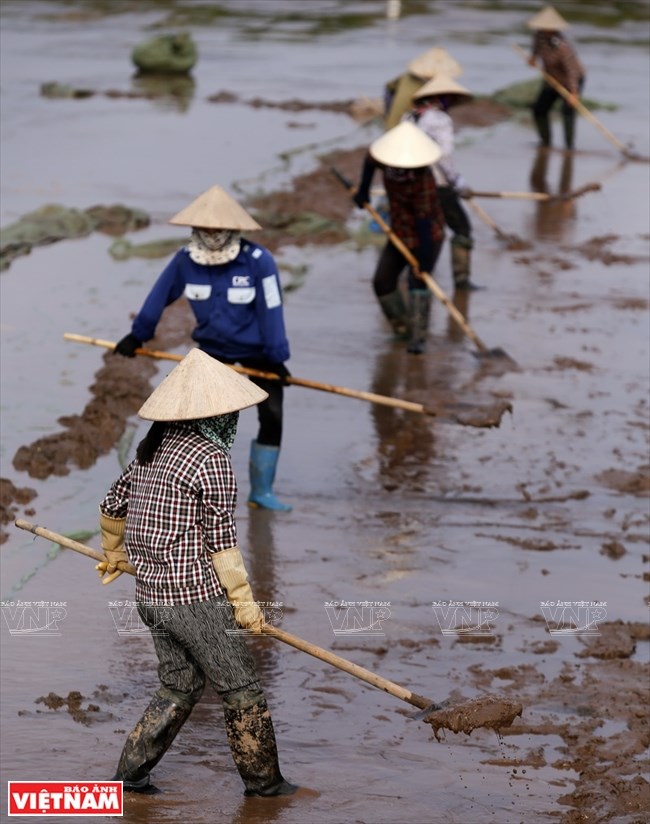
<box><xmin>352</xmin><ymin>154</ymin><xmax>376</xmax><ymax>209</ymax></box>
<box><xmin>113</xmin><ymin>333</ymin><xmax>142</xmax><ymax>358</ymax></box>
<box><xmin>270</xmin><ymin>362</ymin><xmax>291</xmax><ymax>386</ymax></box>
<box><xmin>415</xmin><ymin>218</ymin><xmax>434</xmax><ymax>273</ymax></box>
<box><xmin>353</xmin><ymin>190</ymin><xmax>369</xmax><ymax>209</ymax></box>
<box><xmin>244</xmin><ymin>358</ymin><xmax>292</xmax><ymax>385</ymax></box>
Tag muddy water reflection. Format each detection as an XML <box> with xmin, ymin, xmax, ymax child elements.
<box><xmin>528</xmin><ymin>148</ymin><xmax>578</xmax><ymax>242</ymax></box>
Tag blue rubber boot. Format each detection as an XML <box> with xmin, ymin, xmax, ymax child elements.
<box><xmin>247</xmin><ymin>441</ymin><xmax>292</xmax><ymax>512</ymax></box>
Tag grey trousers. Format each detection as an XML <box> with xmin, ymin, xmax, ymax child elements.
<box><xmin>138</xmin><ymin>595</ymin><xmax>261</xmax><ymax>704</ymax></box>
<box><xmin>115</xmin><ymin>596</ymin><xmax>274</xmax><ymax>789</ymax></box>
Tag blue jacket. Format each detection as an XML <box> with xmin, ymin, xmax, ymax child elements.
<box><xmin>131</xmin><ymin>240</ymin><xmax>290</xmax><ymax>364</ymax></box>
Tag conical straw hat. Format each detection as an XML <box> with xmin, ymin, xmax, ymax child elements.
<box><xmin>527</xmin><ymin>5</ymin><xmax>569</xmax><ymax>30</ymax></box>
<box><xmin>169</xmin><ymin>185</ymin><xmax>262</xmax><ymax>230</ymax></box>
<box><xmin>412</xmin><ymin>74</ymin><xmax>472</xmax><ymax>102</ymax></box>
<box><xmin>138</xmin><ymin>349</ymin><xmax>268</xmax><ymax>421</ymax></box>
<box><xmin>370</xmin><ymin>120</ymin><xmax>442</xmax><ymax>169</ymax></box>
<box><xmin>407</xmin><ymin>47</ymin><xmax>462</xmax><ymax>80</ymax></box>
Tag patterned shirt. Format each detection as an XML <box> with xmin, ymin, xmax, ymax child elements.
<box><xmin>532</xmin><ymin>32</ymin><xmax>585</xmax><ymax>94</ymax></box>
<box><xmin>100</xmin><ymin>423</ymin><xmax>238</xmax><ymax>605</ymax></box>
<box><xmin>405</xmin><ymin>108</ymin><xmax>466</xmax><ymax>190</ymax></box>
<box><xmin>382</xmin><ymin>164</ymin><xmax>445</xmax><ymax>250</ymax></box>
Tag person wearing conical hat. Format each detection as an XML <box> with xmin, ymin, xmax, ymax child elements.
<box><xmin>352</xmin><ymin>120</ymin><xmax>445</xmax><ymax>354</ymax></box>
<box><xmin>96</xmin><ymin>349</ymin><xmax>300</xmax><ymax>797</ymax></box>
<box><xmin>384</xmin><ymin>46</ymin><xmax>462</xmax><ymax>130</ymax></box>
<box><xmin>526</xmin><ymin>5</ymin><xmax>586</xmax><ymax>149</ymax></box>
<box><xmin>113</xmin><ymin>185</ymin><xmax>292</xmax><ymax>512</ymax></box>
<box><xmin>406</xmin><ymin>74</ymin><xmax>478</xmax><ymax>291</ymax></box>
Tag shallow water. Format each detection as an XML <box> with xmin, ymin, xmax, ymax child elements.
<box><xmin>1</xmin><ymin>2</ymin><xmax>649</xmax><ymax>823</ymax></box>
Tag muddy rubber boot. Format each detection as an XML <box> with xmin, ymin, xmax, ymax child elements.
<box><xmin>534</xmin><ymin>112</ymin><xmax>551</xmax><ymax>147</ymax></box>
<box><xmin>377</xmin><ymin>290</ymin><xmax>408</xmax><ymax>339</ymax></box>
<box><xmin>406</xmin><ymin>289</ymin><xmax>431</xmax><ymax>355</ymax></box>
<box><xmin>113</xmin><ymin>689</ymin><xmax>195</xmax><ymax>793</ymax></box>
<box><xmin>223</xmin><ymin>689</ymin><xmax>297</xmax><ymax>797</ymax></box>
<box><xmin>563</xmin><ymin>110</ymin><xmax>576</xmax><ymax>150</ymax></box>
<box><xmin>247</xmin><ymin>441</ymin><xmax>292</xmax><ymax>512</ymax></box>
<box><xmin>451</xmin><ymin>238</ymin><xmax>480</xmax><ymax>291</ymax></box>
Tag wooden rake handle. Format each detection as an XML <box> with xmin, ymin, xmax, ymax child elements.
<box><xmin>466</xmin><ymin>198</ymin><xmax>510</xmax><ymax>240</ymax></box>
<box><xmin>468</xmin><ymin>183</ymin><xmax>600</xmax><ymax>201</ymax></box>
<box><xmin>364</xmin><ymin>205</ymin><xmax>490</xmax><ymax>353</ymax></box>
<box><xmin>331</xmin><ymin>168</ymin><xmax>490</xmax><ymax>354</ymax></box>
<box><xmin>513</xmin><ymin>43</ymin><xmax>629</xmax><ymax>155</ymax></box>
<box><xmin>469</xmin><ymin>190</ymin><xmax>551</xmax><ymax>201</ymax></box>
<box><xmin>63</xmin><ymin>333</ymin><xmax>435</xmax><ymax>417</ymax></box>
<box><xmin>14</xmin><ymin>519</ymin><xmax>435</xmax><ymax>712</ymax></box>
<box><xmin>261</xmin><ymin>624</ymin><xmax>433</xmax><ymax>710</ymax></box>
<box><xmin>16</xmin><ymin>519</ymin><xmax>105</xmax><ymax>563</ymax></box>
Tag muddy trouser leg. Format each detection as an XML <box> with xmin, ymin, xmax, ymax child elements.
<box><xmin>562</xmin><ymin>108</ymin><xmax>576</xmax><ymax>151</ymax></box>
<box><xmin>114</xmin><ymin>603</ymin><xmax>206</xmax><ymax>790</ymax></box>
<box><xmin>438</xmin><ymin>187</ymin><xmax>474</xmax><ymax>288</ymax></box>
<box><xmin>373</xmin><ymin>242</ymin><xmax>410</xmax><ymax>336</ymax></box>
<box><xmin>562</xmin><ymin>77</ymin><xmax>584</xmax><ymax>150</ymax></box>
<box><xmin>405</xmin><ymin>243</ymin><xmax>441</xmax><ymax>355</ymax></box>
<box><xmin>147</xmin><ymin>597</ymin><xmax>294</xmax><ymax>796</ymax></box>
<box><xmin>532</xmin><ymin>84</ymin><xmax>558</xmax><ymax>147</ymax></box>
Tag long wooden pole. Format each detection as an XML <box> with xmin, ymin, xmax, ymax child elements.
<box><xmin>63</xmin><ymin>333</ymin><xmax>435</xmax><ymax>417</ymax></box>
<box><xmin>513</xmin><ymin>43</ymin><xmax>648</xmax><ymax>161</ymax></box>
<box><xmin>471</xmin><ymin>190</ymin><xmax>551</xmax><ymax>201</ymax></box>
<box><xmin>362</xmin><ymin>204</ymin><xmax>492</xmax><ymax>353</ymax></box>
<box><xmin>261</xmin><ymin>624</ymin><xmax>433</xmax><ymax>709</ymax></box>
<box><xmin>16</xmin><ymin>519</ymin><xmax>105</xmax><ymax>564</ymax></box>
<box><xmin>330</xmin><ymin>168</ymin><xmax>508</xmax><ymax>356</ymax></box>
<box><xmin>466</xmin><ymin>199</ymin><xmax>514</xmax><ymax>243</ymax></box>
<box><xmin>468</xmin><ymin>182</ymin><xmax>600</xmax><ymax>201</ymax></box>
<box><xmin>14</xmin><ymin>519</ymin><xmax>437</xmax><ymax>711</ymax></box>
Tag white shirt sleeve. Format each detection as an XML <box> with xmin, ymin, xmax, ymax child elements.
<box><xmin>416</xmin><ymin>109</ymin><xmax>465</xmax><ymax>189</ymax></box>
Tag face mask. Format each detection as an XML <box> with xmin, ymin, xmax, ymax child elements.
<box><xmin>193</xmin><ymin>411</ymin><xmax>239</xmax><ymax>453</ymax></box>
<box><xmin>188</xmin><ymin>228</ymin><xmax>242</xmax><ymax>265</ymax></box>
<box><xmin>194</xmin><ymin>228</ymin><xmax>239</xmax><ymax>251</ymax></box>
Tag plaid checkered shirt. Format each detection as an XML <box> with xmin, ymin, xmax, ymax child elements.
<box><xmin>383</xmin><ymin>165</ymin><xmax>445</xmax><ymax>250</ymax></box>
<box><xmin>100</xmin><ymin>423</ymin><xmax>238</xmax><ymax>605</ymax></box>
<box><xmin>532</xmin><ymin>32</ymin><xmax>585</xmax><ymax>94</ymax></box>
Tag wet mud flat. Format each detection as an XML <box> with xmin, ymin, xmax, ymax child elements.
<box><xmin>4</xmin><ymin>159</ymin><xmax>648</xmax><ymax>822</ymax></box>
<box><xmin>1</xmin><ymin>99</ymin><xmax>517</xmax><ymax>534</ymax></box>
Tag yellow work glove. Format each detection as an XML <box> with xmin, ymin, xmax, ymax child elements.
<box><xmin>211</xmin><ymin>546</ymin><xmax>264</xmax><ymax>632</ymax></box>
<box><xmin>96</xmin><ymin>511</ymin><xmax>135</xmax><ymax>585</ymax></box>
